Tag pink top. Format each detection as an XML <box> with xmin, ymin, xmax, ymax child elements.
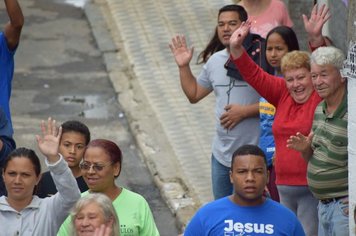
<box><xmin>232</xmin><ymin>51</ymin><xmax>322</xmax><ymax>186</ymax></box>
<box><xmin>248</xmin><ymin>0</ymin><xmax>293</xmax><ymax>38</ymax></box>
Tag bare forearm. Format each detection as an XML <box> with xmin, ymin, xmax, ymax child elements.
<box><xmin>179</xmin><ymin>65</ymin><xmax>200</xmax><ymax>103</ymax></box>
<box><xmin>301</xmin><ymin>147</ymin><xmax>313</xmax><ymax>162</ymax></box>
<box><xmin>230</xmin><ymin>46</ymin><xmax>244</xmax><ymax>60</ymax></box>
<box><xmin>308</xmin><ymin>35</ymin><xmax>325</xmax><ymax>49</ymax></box>
<box><xmin>4</xmin><ymin>0</ymin><xmax>24</xmax><ymax>49</ymax></box>
<box><xmin>5</xmin><ymin>0</ymin><xmax>24</xmax><ymax>28</ymax></box>
<box><xmin>241</xmin><ymin>103</ymin><xmax>259</xmax><ymax>118</ymax></box>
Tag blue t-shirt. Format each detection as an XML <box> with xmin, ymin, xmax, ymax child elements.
<box><xmin>184</xmin><ymin>197</ymin><xmax>305</xmax><ymax>236</ymax></box>
<box><xmin>259</xmin><ymin>97</ymin><xmax>276</xmax><ymax>167</ymax></box>
<box><xmin>258</xmin><ymin>74</ymin><xmax>283</xmax><ymax>167</ymax></box>
<box><xmin>0</xmin><ymin>32</ymin><xmax>15</xmax><ymax>132</ymax></box>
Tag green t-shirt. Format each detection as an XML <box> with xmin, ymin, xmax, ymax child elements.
<box><xmin>57</xmin><ymin>188</ymin><xmax>160</xmax><ymax>236</ymax></box>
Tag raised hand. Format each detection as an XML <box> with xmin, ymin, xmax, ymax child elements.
<box><xmin>286</xmin><ymin>132</ymin><xmax>312</xmax><ymax>151</ymax></box>
<box><xmin>36</xmin><ymin>117</ymin><xmax>62</xmax><ymax>163</ymax></box>
<box><xmin>94</xmin><ymin>224</ymin><xmax>113</xmax><ymax>236</ymax></box>
<box><xmin>229</xmin><ymin>21</ymin><xmax>250</xmax><ymax>59</ymax></box>
<box><xmin>303</xmin><ymin>4</ymin><xmax>330</xmax><ymax>47</ymax></box>
<box><xmin>286</xmin><ymin>132</ymin><xmax>314</xmax><ymax>161</ymax></box>
<box><xmin>4</xmin><ymin>0</ymin><xmax>24</xmax><ymax>50</ymax></box>
<box><xmin>169</xmin><ymin>35</ymin><xmax>194</xmax><ymax>68</ymax></box>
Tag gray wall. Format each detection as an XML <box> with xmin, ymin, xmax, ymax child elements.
<box><xmin>327</xmin><ymin>0</ymin><xmax>348</xmax><ymax>52</ymax></box>
<box><xmin>286</xmin><ymin>0</ymin><xmax>348</xmax><ymax>53</ymax></box>
<box><xmin>234</xmin><ymin>0</ymin><xmax>349</xmax><ymax>52</ymax></box>
<box><xmin>288</xmin><ymin>0</ymin><xmax>314</xmax><ymax>51</ymax></box>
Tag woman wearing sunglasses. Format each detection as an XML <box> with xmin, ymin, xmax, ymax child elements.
<box><xmin>57</xmin><ymin>139</ymin><xmax>159</xmax><ymax>236</ymax></box>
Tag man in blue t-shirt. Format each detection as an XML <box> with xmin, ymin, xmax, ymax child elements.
<box><xmin>0</xmin><ymin>0</ymin><xmax>24</xmax><ymax>132</ymax></box>
<box><xmin>0</xmin><ymin>0</ymin><xmax>24</xmax><ymax>196</ymax></box>
<box><xmin>184</xmin><ymin>145</ymin><xmax>305</xmax><ymax>235</ymax></box>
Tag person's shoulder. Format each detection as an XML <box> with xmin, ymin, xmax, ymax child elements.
<box><xmin>114</xmin><ymin>188</ymin><xmax>152</xmax><ymax>212</ymax></box>
<box><xmin>0</xmin><ymin>195</ymin><xmax>6</xmax><ymax>204</ymax></box>
<box><xmin>120</xmin><ymin>187</ymin><xmax>147</xmax><ymax>201</ymax></box>
<box><xmin>197</xmin><ymin>197</ymin><xmax>231</xmax><ymax>213</ymax></box>
<box><xmin>207</xmin><ymin>48</ymin><xmax>228</xmax><ymax>61</ymax></box>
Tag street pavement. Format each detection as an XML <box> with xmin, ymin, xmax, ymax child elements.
<box><xmin>85</xmin><ymin>0</ymin><xmax>235</xmax><ymax>229</ymax></box>
<box><xmin>6</xmin><ymin>0</ymin><xmax>179</xmax><ymax>234</ymax></box>
<box><xmin>2</xmin><ymin>0</ymin><xmax>323</xmax><ymax>233</ymax></box>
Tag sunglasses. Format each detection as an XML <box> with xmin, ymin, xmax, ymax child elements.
<box><xmin>79</xmin><ymin>161</ymin><xmax>112</xmax><ymax>172</ymax></box>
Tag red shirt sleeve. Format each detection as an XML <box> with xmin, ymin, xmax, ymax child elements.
<box><xmin>231</xmin><ymin>50</ymin><xmax>288</xmax><ymax>107</ymax></box>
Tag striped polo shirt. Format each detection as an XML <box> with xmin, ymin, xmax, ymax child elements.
<box><xmin>308</xmin><ymin>92</ymin><xmax>348</xmax><ymax>199</ymax></box>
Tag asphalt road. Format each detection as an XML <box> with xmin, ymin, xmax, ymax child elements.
<box><xmin>5</xmin><ymin>0</ymin><xmax>180</xmax><ymax>234</ymax></box>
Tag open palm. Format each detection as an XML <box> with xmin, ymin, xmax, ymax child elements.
<box><xmin>36</xmin><ymin>117</ymin><xmax>62</xmax><ymax>159</ymax></box>
<box><xmin>303</xmin><ymin>4</ymin><xmax>330</xmax><ymax>39</ymax></box>
<box><xmin>169</xmin><ymin>35</ymin><xmax>193</xmax><ymax>67</ymax></box>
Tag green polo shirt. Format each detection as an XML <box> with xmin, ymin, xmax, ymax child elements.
<box><xmin>308</xmin><ymin>92</ymin><xmax>348</xmax><ymax>199</ymax></box>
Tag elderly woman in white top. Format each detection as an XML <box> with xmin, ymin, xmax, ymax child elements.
<box><xmin>0</xmin><ymin>117</ymin><xmax>80</xmax><ymax>236</ymax></box>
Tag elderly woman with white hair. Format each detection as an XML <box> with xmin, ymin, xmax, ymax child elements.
<box><xmin>71</xmin><ymin>193</ymin><xmax>120</xmax><ymax>236</ymax></box>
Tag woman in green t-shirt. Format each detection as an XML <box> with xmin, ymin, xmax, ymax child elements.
<box><xmin>57</xmin><ymin>139</ymin><xmax>160</xmax><ymax>236</ymax></box>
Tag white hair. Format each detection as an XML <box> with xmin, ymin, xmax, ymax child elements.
<box><xmin>310</xmin><ymin>46</ymin><xmax>345</xmax><ymax>70</ymax></box>
<box><xmin>70</xmin><ymin>193</ymin><xmax>120</xmax><ymax>236</ymax></box>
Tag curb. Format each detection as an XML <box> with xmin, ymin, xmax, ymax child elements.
<box><xmin>84</xmin><ymin>1</ymin><xmax>199</xmax><ymax>232</ymax></box>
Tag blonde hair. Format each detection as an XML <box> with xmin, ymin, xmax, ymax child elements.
<box><xmin>281</xmin><ymin>50</ymin><xmax>311</xmax><ymax>75</ymax></box>
<box><xmin>70</xmin><ymin>193</ymin><xmax>120</xmax><ymax>236</ymax></box>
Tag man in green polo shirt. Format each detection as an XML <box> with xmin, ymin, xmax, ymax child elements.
<box><xmin>287</xmin><ymin>46</ymin><xmax>348</xmax><ymax>236</ymax></box>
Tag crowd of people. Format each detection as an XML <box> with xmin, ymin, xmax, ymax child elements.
<box><xmin>171</xmin><ymin>1</ymin><xmax>350</xmax><ymax>236</ymax></box>
<box><xmin>0</xmin><ymin>0</ymin><xmax>352</xmax><ymax>235</ymax></box>
<box><xmin>0</xmin><ymin>1</ymin><xmax>159</xmax><ymax>235</ymax></box>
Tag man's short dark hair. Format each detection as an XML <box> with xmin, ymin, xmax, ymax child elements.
<box><xmin>218</xmin><ymin>4</ymin><xmax>248</xmax><ymax>22</ymax></box>
<box><xmin>231</xmin><ymin>144</ymin><xmax>267</xmax><ymax>170</ymax></box>
<box><xmin>61</xmin><ymin>120</ymin><xmax>91</xmax><ymax>145</ymax></box>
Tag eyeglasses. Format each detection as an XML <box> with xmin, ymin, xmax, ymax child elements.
<box><xmin>79</xmin><ymin>161</ymin><xmax>112</xmax><ymax>172</ymax></box>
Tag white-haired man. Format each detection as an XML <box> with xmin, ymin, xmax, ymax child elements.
<box><xmin>288</xmin><ymin>46</ymin><xmax>348</xmax><ymax>236</ymax></box>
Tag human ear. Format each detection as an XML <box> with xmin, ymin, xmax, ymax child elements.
<box><xmin>36</xmin><ymin>173</ymin><xmax>42</xmax><ymax>185</ymax></box>
<box><xmin>113</xmin><ymin>163</ymin><xmax>121</xmax><ymax>177</ymax></box>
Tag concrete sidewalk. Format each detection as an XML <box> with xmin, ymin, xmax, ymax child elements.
<box><xmin>85</xmin><ymin>0</ymin><xmax>232</xmax><ymax>229</ymax></box>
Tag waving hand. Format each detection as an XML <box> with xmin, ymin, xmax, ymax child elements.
<box><xmin>36</xmin><ymin>117</ymin><xmax>62</xmax><ymax>163</ymax></box>
<box><xmin>229</xmin><ymin>21</ymin><xmax>250</xmax><ymax>59</ymax></box>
